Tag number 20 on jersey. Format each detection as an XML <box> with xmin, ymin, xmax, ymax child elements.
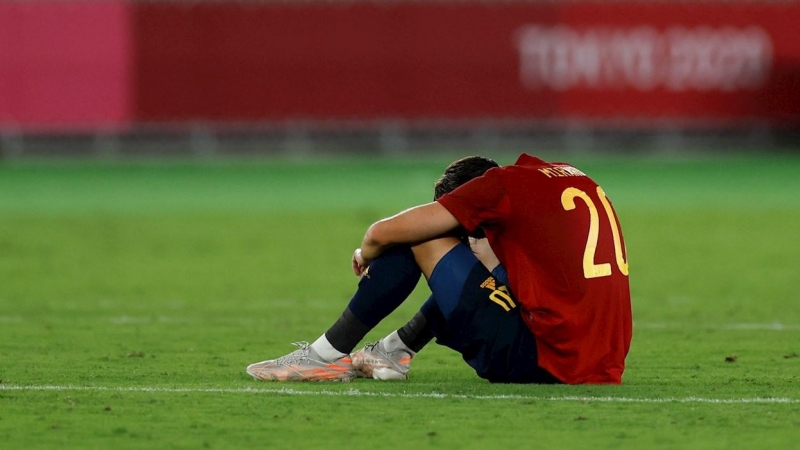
<box><xmin>561</xmin><ymin>186</ymin><xmax>629</xmax><ymax>279</ymax></box>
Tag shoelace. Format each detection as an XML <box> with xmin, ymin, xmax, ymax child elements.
<box><xmin>363</xmin><ymin>342</ymin><xmax>380</xmax><ymax>352</ymax></box>
<box><xmin>363</xmin><ymin>342</ymin><xmax>398</xmax><ymax>359</ymax></box>
<box><xmin>274</xmin><ymin>341</ymin><xmax>311</xmax><ymax>365</ymax></box>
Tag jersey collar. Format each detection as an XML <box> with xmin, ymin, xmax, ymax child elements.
<box><xmin>514</xmin><ymin>153</ymin><xmax>547</xmax><ymax>166</ymax></box>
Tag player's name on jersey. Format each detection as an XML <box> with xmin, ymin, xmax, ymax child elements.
<box><xmin>538</xmin><ymin>165</ymin><xmax>587</xmax><ymax>179</ymax></box>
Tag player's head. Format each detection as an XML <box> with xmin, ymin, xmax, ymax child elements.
<box><xmin>434</xmin><ymin>156</ymin><xmax>499</xmax><ymax>241</ymax></box>
<box><xmin>434</xmin><ymin>156</ymin><xmax>499</xmax><ymax>200</ymax></box>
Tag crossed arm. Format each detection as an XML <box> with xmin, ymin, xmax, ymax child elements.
<box><xmin>351</xmin><ymin>202</ymin><xmax>461</xmax><ymax>276</ymax></box>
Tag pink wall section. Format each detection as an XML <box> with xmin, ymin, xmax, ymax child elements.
<box><xmin>0</xmin><ymin>1</ymin><xmax>132</xmax><ymax>132</ymax></box>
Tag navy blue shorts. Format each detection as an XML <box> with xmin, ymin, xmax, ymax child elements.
<box><xmin>425</xmin><ymin>244</ymin><xmax>560</xmax><ymax>384</ymax></box>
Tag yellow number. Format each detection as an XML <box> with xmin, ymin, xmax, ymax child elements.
<box><xmin>561</xmin><ymin>188</ymin><xmax>612</xmax><ymax>279</ymax></box>
<box><xmin>596</xmin><ymin>187</ymin><xmax>629</xmax><ymax>276</ymax></box>
<box><xmin>488</xmin><ymin>286</ymin><xmax>516</xmax><ymax>312</ymax></box>
<box><xmin>561</xmin><ymin>187</ymin><xmax>628</xmax><ymax>279</ymax></box>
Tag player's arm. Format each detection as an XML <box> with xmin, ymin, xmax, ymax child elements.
<box><xmin>352</xmin><ymin>202</ymin><xmax>460</xmax><ymax>275</ymax></box>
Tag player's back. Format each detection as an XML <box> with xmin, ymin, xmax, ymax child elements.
<box><xmin>486</xmin><ymin>156</ymin><xmax>632</xmax><ymax>384</ymax></box>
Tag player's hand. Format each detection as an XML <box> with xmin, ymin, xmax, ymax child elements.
<box><xmin>469</xmin><ymin>237</ymin><xmax>500</xmax><ymax>272</ymax></box>
<box><xmin>352</xmin><ymin>248</ymin><xmax>370</xmax><ymax>276</ymax></box>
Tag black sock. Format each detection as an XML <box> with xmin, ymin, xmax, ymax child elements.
<box><xmin>324</xmin><ymin>245</ymin><xmax>421</xmax><ymax>353</ymax></box>
<box><xmin>324</xmin><ymin>308</ymin><xmax>370</xmax><ymax>354</ymax></box>
<box><xmin>397</xmin><ymin>310</ymin><xmax>435</xmax><ymax>353</ymax></box>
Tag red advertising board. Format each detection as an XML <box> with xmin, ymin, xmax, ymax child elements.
<box><xmin>133</xmin><ymin>2</ymin><xmax>800</xmax><ymax>127</ymax></box>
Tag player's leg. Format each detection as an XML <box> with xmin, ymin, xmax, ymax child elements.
<box><xmin>424</xmin><ymin>244</ymin><xmax>559</xmax><ymax>383</ymax></box>
<box><xmin>246</xmin><ymin>245</ymin><xmax>422</xmax><ymax>381</ymax></box>
<box><xmin>360</xmin><ymin>239</ymin><xmax>560</xmax><ymax>383</ymax></box>
<box><xmin>350</xmin><ymin>296</ymin><xmax>442</xmax><ymax>379</ymax></box>
<box><xmin>347</xmin><ymin>237</ymin><xmax>458</xmax><ymax>379</ymax></box>
<box><xmin>351</xmin><ymin>237</ymin><xmax>500</xmax><ymax>379</ymax></box>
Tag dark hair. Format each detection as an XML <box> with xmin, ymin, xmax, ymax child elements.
<box><xmin>434</xmin><ymin>156</ymin><xmax>499</xmax><ymax>240</ymax></box>
<box><xmin>434</xmin><ymin>156</ymin><xmax>499</xmax><ymax>200</ymax></box>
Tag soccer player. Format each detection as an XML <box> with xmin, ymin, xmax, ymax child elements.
<box><xmin>247</xmin><ymin>154</ymin><xmax>632</xmax><ymax>384</ymax></box>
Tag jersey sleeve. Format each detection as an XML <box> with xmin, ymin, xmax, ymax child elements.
<box><xmin>436</xmin><ymin>168</ymin><xmax>510</xmax><ymax>233</ymax></box>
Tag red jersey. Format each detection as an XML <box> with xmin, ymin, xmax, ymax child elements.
<box><xmin>437</xmin><ymin>154</ymin><xmax>632</xmax><ymax>384</ymax></box>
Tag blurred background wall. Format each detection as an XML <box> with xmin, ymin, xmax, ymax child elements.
<box><xmin>1</xmin><ymin>0</ymin><xmax>798</xmax><ymax>159</ymax></box>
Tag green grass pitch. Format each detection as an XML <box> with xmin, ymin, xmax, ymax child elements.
<box><xmin>1</xmin><ymin>154</ymin><xmax>799</xmax><ymax>449</ymax></box>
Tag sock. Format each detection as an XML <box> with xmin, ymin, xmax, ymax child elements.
<box><xmin>311</xmin><ymin>334</ymin><xmax>347</xmax><ymax>362</ymax></box>
<box><xmin>397</xmin><ymin>307</ymin><xmax>435</xmax><ymax>353</ymax></box>
<box><xmin>322</xmin><ymin>245</ymin><xmax>421</xmax><ymax>354</ymax></box>
<box><xmin>383</xmin><ymin>330</ymin><xmax>415</xmax><ymax>354</ymax></box>
<box><xmin>322</xmin><ymin>308</ymin><xmax>370</xmax><ymax>355</ymax></box>
<box><xmin>347</xmin><ymin>245</ymin><xmax>421</xmax><ymax>327</ymax></box>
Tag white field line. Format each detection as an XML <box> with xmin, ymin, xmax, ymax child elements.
<box><xmin>5</xmin><ymin>315</ymin><xmax>800</xmax><ymax>331</ymax></box>
<box><xmin>0</xmin><ymin>384</ymin><xmax>797</xmax><ymax>404</ymax></box>
<box><xmin>0</xmin><ymin>316</ymin><xmax>23</xmax><ymax>323</ymax></box>
<box><xmin>2</xmin><ymin>315</ymin><xmax>800</xmax><ymax>331</ymax></box>
<box><xmin>634</xmin><ymin>322</ymin><xmax>800</xmax><ymax>331</ymax></box>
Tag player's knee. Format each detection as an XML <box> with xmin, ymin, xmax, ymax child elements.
<box><xmin>411</xmin><ymin>238</ymin><xmax>461</xmax><ymax>278</ymax></box>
